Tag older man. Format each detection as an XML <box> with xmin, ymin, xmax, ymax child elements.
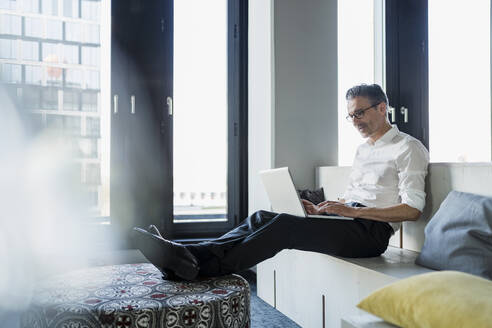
<box><xmin>133</xmin><ymin>84</ymin><xmax>429</xmax><ymax>281</ymax></box>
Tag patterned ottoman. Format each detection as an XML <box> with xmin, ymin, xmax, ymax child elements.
<box><xmin>21</xmin><ymin>263</ymin><xmax>250</xmax><ymax>328</ymax></box>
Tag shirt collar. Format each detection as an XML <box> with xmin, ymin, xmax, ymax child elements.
<box><xmin>368</xmin><ymin>124</ymin><xmax>399</xmax><ymax>146</ymax></box>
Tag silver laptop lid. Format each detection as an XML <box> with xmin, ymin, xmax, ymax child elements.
<box><xmin>259</xmin><ymin>167</ymin><xmax>307</xmax><ymax>217</ymax></box>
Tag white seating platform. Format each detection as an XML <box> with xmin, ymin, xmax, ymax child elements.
<box><xmin>338</xmin><ymin>245</ymin><xmax>434</xmax><ymax>280</ymax></box>
<box><xmin>257</xmin><ymin>245</ymin><xmax>433</xmax><ymax>328</ymax></box>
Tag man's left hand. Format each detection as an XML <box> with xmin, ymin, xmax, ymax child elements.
<box><xmin>319</xmin><ymin>203</ymin><xmax>358</xmax><ymax>217</ymax></box>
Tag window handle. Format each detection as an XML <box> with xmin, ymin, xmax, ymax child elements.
<box><xmin>131</xmin><ymin>95</ymin><xmax>135</xmax><ymax>114</ymax></box>
<box><xmin>388</xmin><ymin>106</ymin><xmax>396</xmax><ymax>123</ymax></box>
<box><xmin>113</xmin><ymin>94</ymin><xmax>118</xmax><ymax>114</ymax></box>
<box><xmin>400</xmin><ymin>106</ymin><xmax>408</xmax><ymax>123</ymax></box>
<box><xmin>167</xmin><ymin>96</ymin><xmax>173</xmax><ymax>116</ymax></box>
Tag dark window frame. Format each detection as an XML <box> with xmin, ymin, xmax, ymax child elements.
<box><xmin>385</xmin><ymin>0</ymin><xmax>429</xmax><ymax>148</ymax></box>
<box><xmin>110</xmin><ymin>0</ymin><xmax>249</xmax><ymax>245</ymax></box>
<box><xmin>166</xmin><ymin>0</ymin><xmax>249</xmax><ymax>239</ymax></box>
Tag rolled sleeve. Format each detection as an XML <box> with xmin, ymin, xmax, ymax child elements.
<box><xmin>397</xmin><ymin>140</ymin><xmax>429</xmax><ymax>212</ymax></box>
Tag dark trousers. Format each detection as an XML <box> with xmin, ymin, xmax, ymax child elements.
<box><xmin>187</xmin><ymin>206</ymin><xmax>393</xmax><ymax>277</ymax></box>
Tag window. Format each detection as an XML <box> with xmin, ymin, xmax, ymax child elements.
<box><xmin>173</xmin><ymin>0</ymin><xmax>229</xmax><ymax>221</ymax></box>
<box><xmin>1</xmin><ymin>0</ymin><xmax>110</xmax><ymax>222</ymax></box>
<box><xmin>387</xmin><ymin>0</ymin><xmax>491</xmax><ymax>163</ymax></box>
<box><xmin>428</xmin><ymin>0</ymin><xmax>491</xmax><ymax>162</ymax></box>
<box><xmin>84</xmin><ymin>24</ymin><xmax>100</xmax><ymax>44</ymax></box>
<box><xmin>63</xmin><ymin>0</ymin><xmax>79</xmax><ymax>18</ymax></box>
<box><xmin>21</xmin><ymin>40</ymin><xmax>39</xmax><ymax>61</ymax></box>
<box><xmin>42</xmin><ymin>42</ymin><xmax>60</xmax><ymax>60</ymax></box>
<box><xmin>46</xmin><ymin>114</ymin><xmax>63</xmax><ymax>131</ymax></box>
<box><xmin>85</xmin><ymin>116</ymin><xmax>99</xmax><ymax>137</ymax></box>
<box><xmin>337</xmin><ymin>0</ymin><xmax>378</xmax><ymax>165</ymax></box>
<box><xmin>64</xmin><ymin>115</ymin><xmax>81</xmax><ymax>135</ymax></box>
<box><xmin>42</xmin><ymin>43</ymin><xmax>64</xmax><ymax>86</ymax></box>
<box><xmin>25</xmin><ymin>17</ymin><xmax>44</xmax><ymax>38</ymax></box>
<box><xmin>46</xmin><ymin>20</ymin><xmax>63</xmax><ymax>40</ymax></box>
<box><xmin>23</xmin><ymin>86</ymin><xmax>41</xmax><ymax>109</ymax></box>
<box><xmin>81</xmin><ymin>46</ymin><xmax>99</xmax><ymax>66</ymax></box>
<box><xmin>0</xmin><ymin>39</ymin><xmax>17</xmax><ymax>59</ymax></box>
<box><xmin>0</xmin><ymin>0</ymin><xmax>17</xmax><ymax>10</ymax></box>
<box><xmin>46</xmin><ymin>66</ymin><xmax>63</xmax><ymax>86</ymax></box>
<box><xmin>63</xmin><ymin>89</ymin><xmax>80</xmax><ymax>110</ymax></box>
<box><xmin>25</xmin><ymin>65</ymin><xmax>43</xmax><ymax>85</ymax></box>
<box><xmin>42</xmin><ymin>0</ymin><xmax>58</xmax><ymax>16</ymax></box>
<box><xmin>41</xmin><ymin>87</ymin><xmax>59</xmax><ymax>109</ymax></box>
<box><xmin>20</xmin><ymin>0</ymin><xmax>39</xmax><ymax>13</ymax></box>
<box><xmin>65</xmin><ymin>22</ymin><xmax>83</xmax><ymax>42</ymax></box>
<box><xmin>81</xmin><ymin>0</ymin><xmax>100</xmax><ymax>21</ymax></box>
<box><xmin>65</xmin><ymin>68</ymin><xmax>82</xmax><ymax>88</ymax></box>
<box><xmin>63</xmin><ymin>44</ymin><xmax>79</xmax><ymax>64</ymax></box>
<box><xmin>1</xmin><ymin>63</ymin><xmax>22</xmax><ymax>83</ymax></box>
<box><xmin>0</xmin><ymin>14</ymin><xmax>22</xmax><ymax>35</ymax></box>
<box><xmin>81</xmin><ymin>91</ymin><xmax>97</xmax><ymax>111</ymax></box>
<box><xmin>85</xmin><ymin>70</ymin><xmax>99</xmax><ymax>89</ymax></box>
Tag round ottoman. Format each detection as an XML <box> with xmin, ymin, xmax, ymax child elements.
<box><xmin>21</xmin><ymin>263</ymin><xmax>250</xmax><ymax>328</ymax></box>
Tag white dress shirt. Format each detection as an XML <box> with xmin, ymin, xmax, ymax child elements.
<box><xmin>343</xmin><ymin>125</ymin><xmax>429</xmax><ymax>233</ymax></box>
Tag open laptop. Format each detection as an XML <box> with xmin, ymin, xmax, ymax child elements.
<box><xmin>259</xmin><ymin>167</ymin><xmax>353</xmax><ymax>220</ymax></box>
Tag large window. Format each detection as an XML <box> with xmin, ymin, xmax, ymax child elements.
<box><xmin>337</xmin><ymin>0</ymin><xmax>379</xmax><ymax>165</ymax></box>
<box><xmin>428</xmin><ymin>0</ymin><xmax>491</xmax><ymax>162</ymax></box>
<box><xmin>386</xmin><ymin>0</ymin><xmax>491</xmax><ymax>163</ymax></box>
<box><xmin>173</xmin><ymin>0</ymin><xmax>228</xmax><ymax>222</ymax></box>
<box><xmin>0</xmin><ymin>0</ymin><xmax>110</xmax><ymax>219</ymax></box>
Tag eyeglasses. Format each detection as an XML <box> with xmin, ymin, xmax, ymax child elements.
<box><xmin>345</xmin><ymin>102</ymin><xmax>381</xmax><ymax>122</ymax></box>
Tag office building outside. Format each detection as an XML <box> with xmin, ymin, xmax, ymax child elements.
<box><xmin>0</xmin><ymin>0</ymin><xmax>110</xmax><ymax>218</ymax></box>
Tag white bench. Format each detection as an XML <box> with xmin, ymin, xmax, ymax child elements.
<box><xmin>257</xmin><ymin>163</ymin><xmax>492</xmax><ymax>328</ymax></box>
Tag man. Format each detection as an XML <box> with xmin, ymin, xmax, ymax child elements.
<box><xmin>133</xmin><ymin>84</ymin><xmax>429</xmax><ymax>281</ymax></box>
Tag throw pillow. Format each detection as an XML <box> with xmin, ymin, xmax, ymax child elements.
<box><xmin>415</xmin><ymin>190</ymin><xmax>492</xmax><ymax>279</ymax></box>
<box><xmin>357</xmin><ymin>271</ymin><xmax>492</xmax><ymax>328</ymax></box>
<box><xmin>298</xmin><ymin>187</ymin><xmax>325</xmax><ymax>205</ymax></box>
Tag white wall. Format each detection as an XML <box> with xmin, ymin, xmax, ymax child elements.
<box><xmin>248</xmin><ymin>0</ymin><xmax>275</xmax><ymax>214</ymax></box>
<box><xmin>248</xmin><ymin>0</ymin><xmax>339</xmax><ymax>213</ymax></box>
<box><xmin>274</xmin><ymin>0</ymin><xmax>338</xmax><ymax>189</ymax></box>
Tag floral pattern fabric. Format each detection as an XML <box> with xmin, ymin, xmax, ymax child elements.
<box><xmin>21</xmin><ymin>263</ymin><xmax>250</xmax><ymax>328</ymax></box>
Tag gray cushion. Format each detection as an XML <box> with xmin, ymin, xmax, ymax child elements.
<box><xmin>416</xmin><ymin>190</ymin><xmax>492</xmax><ymax>279</ymax></box>
<box><xmin>298</xmin><ymin>187</ymin><xmax>325</xmax><ymax>205</ymax></box>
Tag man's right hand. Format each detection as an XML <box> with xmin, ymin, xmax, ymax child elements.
<box><xmin>301</xmin><ymin>199</ymin><xmax>320</xmax><ymax>214</ymax></box>
<box><xmin>302</xmin><ymin>199</ymin><xmax>344</xmax><ymax>215</ymax></box>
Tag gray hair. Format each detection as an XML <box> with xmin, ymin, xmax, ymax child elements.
<box><xmin>345</xmin><ymin>84</ymin><xmax>388</xmax><ymax>105</ymax></box>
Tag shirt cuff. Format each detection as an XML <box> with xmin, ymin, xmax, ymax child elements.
<box><xmin>400</xmin><ymin>189</ymin><xmax>426</xmax><ymax>212</ymax></box>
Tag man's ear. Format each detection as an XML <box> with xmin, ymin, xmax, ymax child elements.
<box><xmin>378</xmin><ymin>102</ymin><xmax>387</xmax><ymax>114</ymax></box>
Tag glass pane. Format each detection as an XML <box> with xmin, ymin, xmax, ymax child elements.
<box><xmin>337</xmin><ymin>0</ymin><xmax>375</xmax><ymax>165</ymax></box>
<box><xmin>63</xmin><ymin>0</ymin><xmax>79</xmax><ymax>18</ymax></box>
<box><xmin>46</xmin><ymin>19</ymin><xmax>63</xmax><ymax>40</ymax></box>
<box><xmin>41</xmin><ymin>87</ymin><xmax>59</xmax><ymax>110</ymax></box>
<box><xmin>0</xmin><ymin>0</ymin><xmax>111</xmax><ymax>219</ymax></box>
<box><xmin>429</xmin><ymin>0</ymin><xmax>491</xmax><ymax>162</ymax></box>
<box><xmin>24</xmin><ymin>17</ymin><xmax>43</xmax><ymax>38</ymax></box>
<box><xmin>21</xmin><ymin>40</ymin><xmax>39</xmax><ymax>61</ymax></box>
<box><xmin>0</xmin><ymin>39</ymin><xmax>18</xmax><ymax>59</ymax></box>
<box><xmin>0</xmin><ymin>14</ymin><xmax>22</xmax><ymax>35</ymax></box>
<box><xmin>173</xmin><ymin>0</ymin><xmax>228</xmax><ymax>222</ymax></box>
<box><xmin>42</xmin><ymin>0</ymin><xmax>58</xmax><ymax>16</ymax></box>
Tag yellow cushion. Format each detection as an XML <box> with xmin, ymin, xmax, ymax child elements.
<box><xmin>357</xmin><ymin>271</ymin><xmax>492</xmax><ymax>328</ymax></box>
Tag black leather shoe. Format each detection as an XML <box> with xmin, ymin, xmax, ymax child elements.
<box><xmin>132</xmin><ymin>227</ymin><xmax>199</xmax><ymax>280</ymax></box>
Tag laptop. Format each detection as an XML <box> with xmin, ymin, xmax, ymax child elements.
<box><xmin>259</xmin><ymin>167</ymin><xmax>353</xmax><ymax>220</ymax></box>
